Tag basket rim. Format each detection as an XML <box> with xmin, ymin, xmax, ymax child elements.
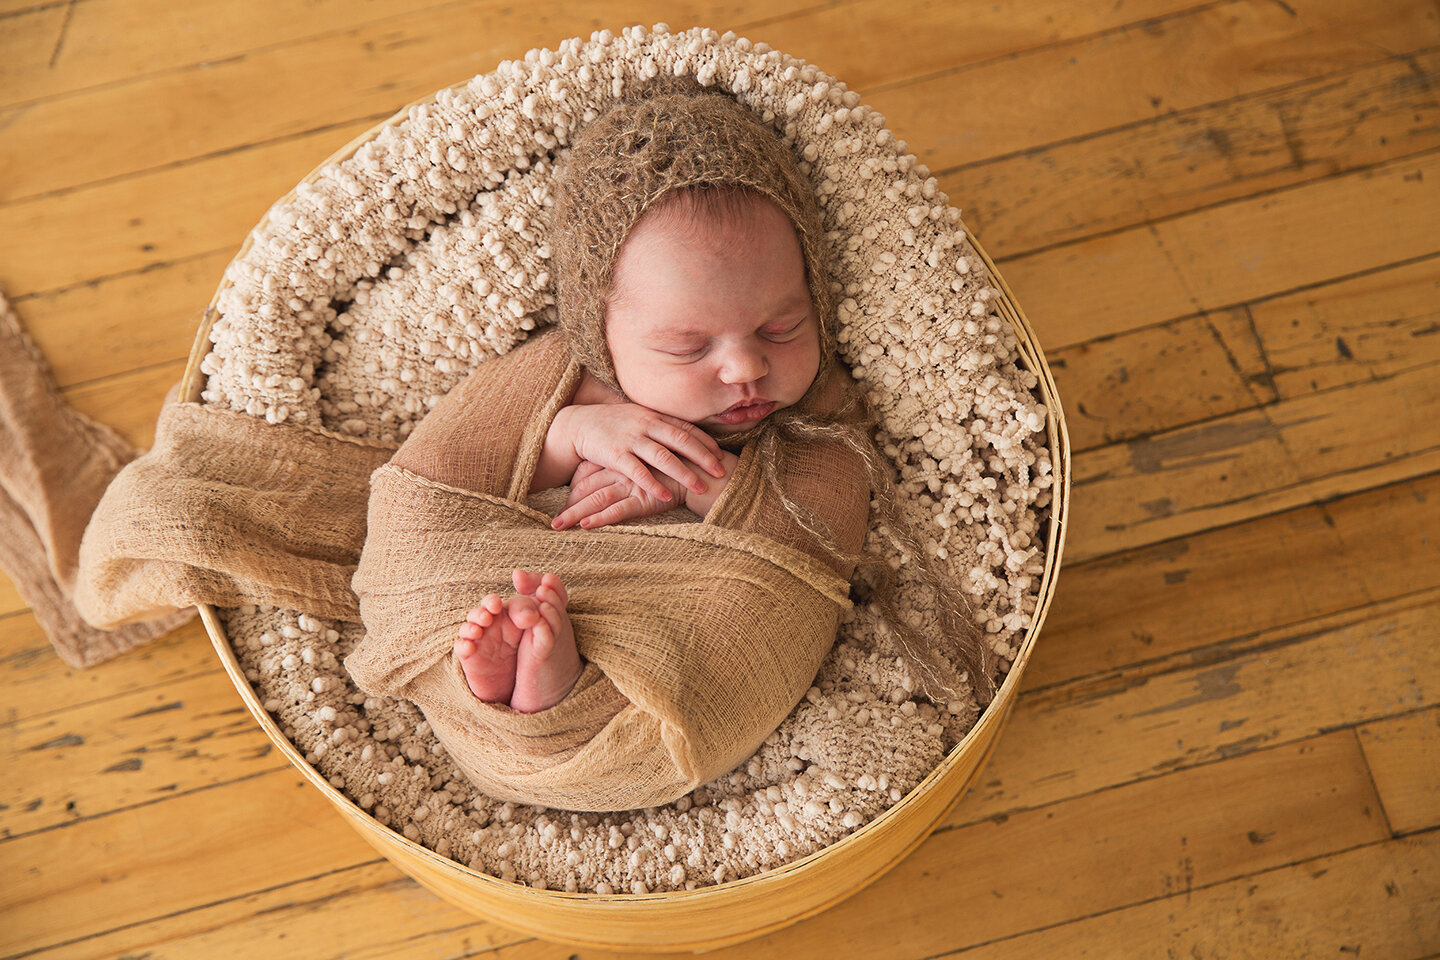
<box><xmin>180</xmin><ymin>51</ymin><xmax>1072</xmax><ymax>944</ymax></box>
<box><xmin>187</xmin><ymin>211</ymin><xmax>1069</xmax><ymax>893</ymax></box>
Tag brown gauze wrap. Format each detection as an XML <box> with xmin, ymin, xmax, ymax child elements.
<box><xmin>346</xmin><ymin>329</ymin><xmax>868</xmax><ymax>810</ymax></box>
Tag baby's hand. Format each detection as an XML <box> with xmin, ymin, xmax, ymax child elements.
<box><xmin>552</xmin><ymin>460</ymin><xmax>685</xmax><ymax>530</ymax></box>
<box><xmin>555</xmin><ymin>403</ymin><xmax>726</xmax><ymax>504</ymax></box>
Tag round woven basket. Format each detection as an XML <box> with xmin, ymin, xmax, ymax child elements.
<box><xmin>180</xmin><ymin>71</ymin><xmax>1071</xmax><ymax>953</ymax></box>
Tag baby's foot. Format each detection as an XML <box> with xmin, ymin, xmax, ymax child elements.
<box><xmin>508</xmin><ymin>570</ymin><xmax>583</xmax><ymax>713</ymax></box>
<box><xmin>455</xmin><ymin>592</ymin><xmax>522</xmax><ymax>703</ymax></box>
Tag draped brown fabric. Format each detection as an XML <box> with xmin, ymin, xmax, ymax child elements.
<box><xmin>0</xmin><ymin>291</ymin><xmax>195</xmax><ymax>665</ymax></box>
<box><xmin>345</xmin><ymin>328</ymin><xmax>871</xmax><ymax>810</ymax></box>
<box><xmin>73</xmin><ymin>402</ymin><xmax>397</xmax><ymax>630</ymax></box>
<box><xmin>30</xmin><ymin>319</ymin><xmax>868</xmax><ymax>811</ymax></box>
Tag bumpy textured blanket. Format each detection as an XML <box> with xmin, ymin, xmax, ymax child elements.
<box><xmin>61</xmin><ymin>318</ymin><xmax>868</xmax><ymax>810</ymax></box>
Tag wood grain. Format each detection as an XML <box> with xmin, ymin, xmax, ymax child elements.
<box><xmin>2</xmin><ymin>670</ymin><xmax>283</xmax><ymax>838</ymax></box>
<box><xmin>945</xmin><ymin>48</ymin><xmax>1440</xmax><ymax>258</ymax></box>
<box><xmin>872</xmin><ymin>0</ymin><xmax>1440</xmax><ymax>174</ymax></box>
<box><xmin>1254</xmin><ymin>253</ymin><xmax>1440</xmax><ymax>399</ymax></box>
<box><xmin>950</xmin><ymin>831</ymin><xmax>1440</xmax><ymax>960</ymax></box>
<box><xmin>1033</xmin><ymin>472</ymin><xmax>1440</xmax><ymax>691</ymax></box>
<box><xmin>1005</xmin><ymin>148</ymin><xmax>1440</xmax><ymax>351</ymax></box>
<box><xmin>1067</xmin><ymin>359</ymin><xmax>1440</xmax><ymax>563</ymax></box>
<box><xmin>0</xmin><ymin>612</ymin><xmax>211</xmax><ymax>727</ymax></box>
<box><xmin>23</xmin><ymin>862</ymin><xmax>513</xmax><ymax>960</ymax></box>
<box><xmin>965</xmin><ymin>590</ymin><xmax>1440</xmax><ymax>821</ymax></box>
<box><xmin>479</xmin><ymin>732</ymin><xmax>1388</xmax><ymax>959</ymax></box>
<box><xmin>1</xmin><ymin>0</ymin><xmax>1436</xmax><ymax>954</ymax></box>
<box><xmin>0</xmin><ymin>769</ymin><xmax>377</xmax><ymax>956</ymax></box>
<box><xmin>1359</xmin><ymin>708</ymin><xmax>1440</xmax><ymax>836</ymax></box>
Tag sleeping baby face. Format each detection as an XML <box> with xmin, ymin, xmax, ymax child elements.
<box><xmin>604</xmin><ymin>192</ymin><xmax>821</xmax><ymax>435</ymax></box>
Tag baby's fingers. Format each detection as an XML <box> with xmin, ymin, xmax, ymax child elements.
<box><xmin>553</xmin><ymin>483</ymin><xmax>623</xmax><ymax>530</ymax></box>
<box><xmin>617</xmin><ymin>452</ymin><xmax>675</xmax><ymax>503</ymax></box>
<box><xmin>654</xmin><ymin>417</ymin><xmax>726</xmax><ymax>478</ymax></box>
<box><xmin>574</xmin><ymin>495</ymin><xmax>649</xmax><ymax>530</ymax></box>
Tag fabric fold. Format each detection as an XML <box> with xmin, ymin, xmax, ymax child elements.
<box><xmin>345</xmin><ymin>327</ymin><xmax>870</xmax><ymax>810</ymax></box>
<box><xmin>0</xmin><ymin>290</ymin><xmax>194</xmax><ymax>666</ymax></box>
<box><xmin>74</xmin><ymin>402</ymin><xmax>397</xmax><ymax>628</ymax></box>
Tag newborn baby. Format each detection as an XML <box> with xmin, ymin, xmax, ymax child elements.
<box><xmin>347</xmin><ymin>79</ymin><xmax>878</xmax><ymax>810</ymax></box>
<box><xmin>454</xmin><ymin>187</ymin><xmax>826</xmax><ymax>713</ymax></box>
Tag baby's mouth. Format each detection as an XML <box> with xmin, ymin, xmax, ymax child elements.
<box><xmin>712</xmin><ymin>399</ymin><xmax>776</xmax><ymax>425</ymax></box>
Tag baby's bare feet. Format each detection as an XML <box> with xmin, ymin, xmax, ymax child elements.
<box><xmin>455</xmin><ymin>591</ymin><xmax>521</xmax><ymax>703</ymax></box>
<box><xmin>509</xmin><ymin>570</ymin><xmax>583</xmax><ymax>713</ymax></box>
<box><xmin>454</xmin><ymin>570</ymin><xmax>582</xmax><ymax>712</ymax></box>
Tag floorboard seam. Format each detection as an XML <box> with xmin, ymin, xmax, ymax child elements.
<box><xmin>919</xmin><ymin>826</ymin><xmax>1440</xmax><ymax>960</ymax></box>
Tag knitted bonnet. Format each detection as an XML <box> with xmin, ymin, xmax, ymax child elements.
<box><xmin>552</xmin><ymin>78</ymin><xmax>835</xmax><ymax>392</ymax></box>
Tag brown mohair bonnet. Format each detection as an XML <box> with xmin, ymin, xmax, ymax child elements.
<box><xmin>552</xmin><ymin>78</ymin><xmax>835</xmax><ymax>393</ymax></box>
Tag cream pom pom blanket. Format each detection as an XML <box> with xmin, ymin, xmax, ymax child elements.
<box><xmin>0</xmin><ymin>24</ymin><xmax>1054</xmax><ymax>886</ymax></box>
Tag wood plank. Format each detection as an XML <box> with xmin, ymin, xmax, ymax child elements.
<box><xmin>2</xmin><ymin>671</ymin><xmax>284</xmax><ymax>838</ymax></box>
<box><xmin>1359</xmin><ymin>707</ymin><xmax>1440</xmax><ymax>836</ymax></box>
<box><xmin>0</xmin><ymin>581</ymin><xmax>22</xmax><ymax>619</ymax></box>
<box><xmin>12</xmin><ymin>576</ymin><xmax>1431</xmax><ymax>890</ymax></box>
<box><xmin>944</xmin><ymin>47</ymin><xmax>1440</xmax><ymax>259</ymax></box>
<box><xmin>62</xmin><ymin>357</ymin><xmax>187</xmax><ymax>449</ymax></box>
<box><xmin>0</xmin><ymin>769</ymin><xmax>377</xmax><ymax>957</ymax></box>
<box><xmin>1067</xmin><ymin>360</ymin><xmax>1440</xmax><ymax>564</ymax></box>
<box><xmin>1253</xmin><ymin>254</ymin><xmax>1440</xmax><ymax>400</ymax></box>
<box><xmin>12</xmin><ymin>39</ymin><xmax>1438</xmax><ymax>305</ymax></box>
<box><xmin>1032</xmin><ymin>472</ymin><xmax>1440</xmax><ymax>690</ymax></box>
<box><xmin>6</xmin><ymin>0</ymin><xmax>1435</xmax><ymax>205</ymax></box>
<box><xmin>1005</xmin><ymin>148</ymin><xmax>1440</xmax><ymax>352</ymax></box>
<box><xmin>8</xmin><ymin>113</ymin><xmax>1429</xmax><ymax>455</ymax></box>
<box><xmin>0</xmin><ymin>0</ymin><xmax>1206</xmax><ymax>110</ymax></box>
<box><xmin>0</xmin><ymin>610</ymin><xmax>212</xmax><ymax>727</ymax></box>
<box><xmin>0</xmin><ymin>122</ymin><xmax>369</xmax><ymax>298</ymax></box>
<box><xmin>964</xmin><ymin>591</ymin><xmax>1440</xmax><ymax>822</ymax></box>
<box><xmin>0</xmin><ymin>0</ymin><xmax>67</xmax><ymax>17</ymax></box>
<box><xmin>871</xmin><ymin>0</ymin><xmax>1440</xmax><ymax>174</ymax></box>
<box><xmin>0</xmin><ymin>0</ymin><xmax>464</xmax><ymax>107</ymax></box>
<box><xmin>948</xmin><ymin>832</ymin><xmax>1440</xmax><ymax>960</ymax></box>
<box><xmin>11</xmin><ymin>730</ymin><xmax>1388</xmax><ymax>960</ymax></box>
<box><xmin>484</xmin><ymin>732</ymin><xmax>1388</xmax><ymax>959</ymax></box>
<box><xmin>726</xmin><ymin>0</ymin><xmax>1205</xmax><ymax>92</ymax></box>
<box><xmin>1048</xmin><ymin>306</ymin><xmax>1275</xmax><ymax>453</ymax></box>
<box><xmin>25</xmin><ymin>862</ymin><xmax>520</xmax><ymax>960</ymax></box>
<box><xmin>10</xmin><ymin>253</ymin><xmax>222</xmax><ymax>388</ymax></box>
<box><xmin>7</xmin><ymin>13</ymin><xmax>1433</xmax><ymax>323</ymax></box>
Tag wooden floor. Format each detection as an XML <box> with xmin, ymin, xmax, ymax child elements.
<box><xmin>3</xmin><ymin>0</ymin><xmax>1438</xmax><ymax>956</ymax></box>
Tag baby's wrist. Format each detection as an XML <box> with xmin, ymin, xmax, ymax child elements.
<box><xmin>531</xmin><ymin>405</ymin><xmax>584</xmax><ymax>493</ymax></box>
<box><xmin>684</xmin><ymin>450</ymin><xmax>740</xmax><ymax>517</ymax></box>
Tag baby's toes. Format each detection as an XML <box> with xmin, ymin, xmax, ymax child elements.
<box><xmin>507</xmin><ymin>594</ymin><xmax>541</xmax><ymax>629</ymax></box>
<box><xmin>511</xmin><ymin>568</ymin><xmax>542</xmax><ymax>595</ymax></box>
<box><xmin>459</xmin><ymin>621</ymin><xmax>483</xmax><ymax>642</ymax></box>
<box><xmin>529</xmin><ymin>614</ymin><xmax>555</xmax><ymax>659</ymax></box>
<box><xmin>538</xmin><ymin>573</ymin><xmax>569</xmax><ymax>608</ymax></box>
<box><xmin>467</xmin><ymin>595</ymin><xmax>503</xmax><ymax>624</ymax></box>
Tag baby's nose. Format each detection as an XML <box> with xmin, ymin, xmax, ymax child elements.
<box><xmin>719</xmin><ymin>348</ymin><xmax>768</xmax><ymax>384</ymax></box>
